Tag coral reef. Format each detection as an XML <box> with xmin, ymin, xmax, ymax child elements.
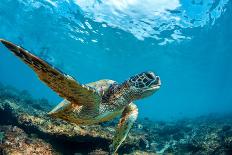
<box><xmin>0</xmin><ymin>125</ymin><xmax>56</xmax><ymax>155</ymax></box>
<box><xmin>0</xmin><ymin>83</ymin><xmax>232</xmax><ymax>155</ymax></box>
<box><xmin>132</xmin><ymin>115</ymin><xmax>232</xmax><ymax>155</ymax></box>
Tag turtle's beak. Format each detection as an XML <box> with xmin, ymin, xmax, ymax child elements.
<box><xmin>149</xmin><ymin>76</ymin><xmax>161</xmax><ymax>90</ymax></box>
<box><xmin>156</xmin><ymin>76</ymin><xmax>161</xmax><ymax>86</ymax></box>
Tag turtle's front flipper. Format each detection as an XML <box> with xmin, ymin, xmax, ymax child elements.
<box><xmin>0</xmin><ymin>39</ymin><xmax>101</xmax><ymax>108</ymax></box>
<box><xmin>110</xmin><ymin>103</ymin><xmax>138</xmax><ymax>154</ymax></box>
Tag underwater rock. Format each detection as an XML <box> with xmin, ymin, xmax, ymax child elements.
<box><xmin>125</xmin><ymin>150</ymin><xmax>156</xmax><ymax>155</ymax></box>
<box><xmin>0</xmin><ymin>125</ymin><xmax>55</xmax><ymax>155</ymax></box>
<box><xmin>0</xmin><ymin>98</ymin><xmax>113</xmax><ymax>154</ymax></box>
<box><xmin>88</xmin><ymin>149</ymin><xmax>109</xmax><ymax>155</ymax></box>
<box><xmin>138</xmin><ymin>136</ymin><xmax>149</xmax><ymax>149</ymax></box>
<box><xmin>222</xmin><ymin>125</ymin><xmax>231</xmax><ymax>132</ymax></box>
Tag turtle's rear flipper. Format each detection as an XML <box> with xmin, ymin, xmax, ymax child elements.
<box><xmin>0</xmin><ymin>39</ymin><xmax>101</xmax><ymax>108</ymax></box>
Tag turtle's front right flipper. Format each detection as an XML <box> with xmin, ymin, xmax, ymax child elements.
<box><xmin>110</xmin><ymin>103</ymin><xmax>138</xmax><ymax>154</ymax></box>
<box><xmin>0</xmin><ymin>39</ymin><xmax>101</xmax><ymax>107</ymax></box>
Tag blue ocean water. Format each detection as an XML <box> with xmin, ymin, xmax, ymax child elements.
<box><xmin>0</xmin><ymin>0</ymin><xmax>231</xmax><ymax>121</ymax></box>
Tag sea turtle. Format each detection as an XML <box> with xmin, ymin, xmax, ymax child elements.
<box><xmin>0</xmin><ymin>39</ymin><xmax>161</xmax><ymax>154</ymax></box>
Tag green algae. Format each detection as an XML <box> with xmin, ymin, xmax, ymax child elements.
<box><xmin>0</xmin><ymin>131</ymin><xmax>5</xmax><ymax>143</ymax></box>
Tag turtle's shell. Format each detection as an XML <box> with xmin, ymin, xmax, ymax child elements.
<box><xmin>86</xmin><ymin>79</ymin><xmax>117</xmax><ymax>96</ymax></box>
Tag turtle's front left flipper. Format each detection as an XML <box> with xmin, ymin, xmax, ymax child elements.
<box><xmin>0</xmin><ymin>39</ymin><xmax>101</xmax><ymax>107</ymax></box>
<box><xmin>110</xmin><ymin>103</ymin><xmax>138</xmax><ymax>154</ymax></box>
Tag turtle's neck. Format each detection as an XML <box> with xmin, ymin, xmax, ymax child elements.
<box><xmin>119</xmin><ymin>82</ymin><xmax>138</xmax><ymax>103</ymax></box>
<box><xmin>102</xmin><ymin>81</ymin><xmax>135</xmax><ymax>109</ymax></box>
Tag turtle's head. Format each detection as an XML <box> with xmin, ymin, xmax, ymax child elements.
<box><xmin>125</xmin><ymin>71</ymin><xmax>161</xmax><ymax>100</ymax></box>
